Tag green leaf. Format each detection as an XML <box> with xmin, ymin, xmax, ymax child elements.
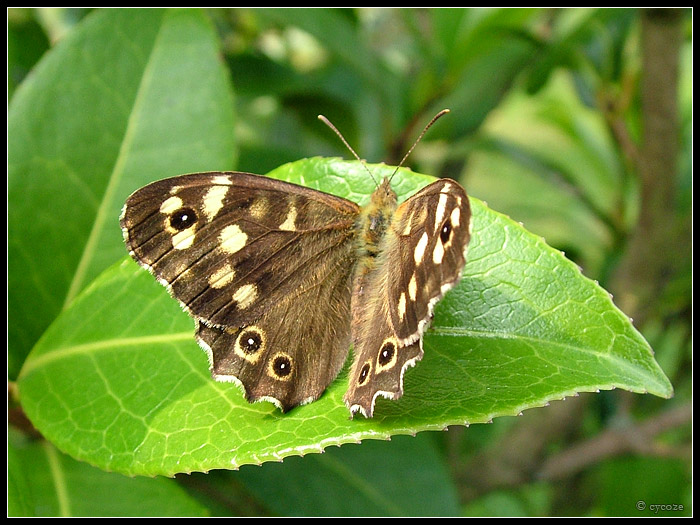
<box><xmin>8</xmin><ymin>441</ymin><xmax>34</xmax><ymax>516</ymax></box>
<box><xmin>234</xmin><ymin>433</ymin><xmax>460</xmax><ymax>516</ymax></box>
<box><xmin>17</xmin><ymin>158</ymin><xmax>672</xmax><ymax>477</ymax></box>
<box><xmin>8</xmin><ymin>428</ymin><xmax>208</xmax><ymax>516</ymax></box>
<box><xmin>8</xmin><ymin>8</ymin><xmax>236</xmax><ymax>375</ymax></box>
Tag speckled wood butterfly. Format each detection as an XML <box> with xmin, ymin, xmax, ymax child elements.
<box><xmin>120</xmin><ymin>111</ymin><xmax>471</xmax><ymax>418</ymax></box>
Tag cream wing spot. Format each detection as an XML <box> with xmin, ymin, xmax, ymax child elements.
<box><xmin>209</xmin><ymin>263</ymin><xmax>236</xmax><ymax>289</ymax></box>
<box><xmin>414</xmin><ymin>231</ymin><xmax>429</xmax><ymax>264</ymax></box>
<box><xmin>408</xmin><ymin>273</ymin><xmax>417</xmax><ymax>301</ymax></box>
<box><xmin>232</xmin><ymin>283</ymin><xmax>258</xmax><ymax>309</ymax></box>
<box><xmin>278</xmin><ymin>205</ymin><xmax>297</xmax><ymax>231</ymax></box>
<box><xmin>172</xmin><ymin>228</ymin><xmax>196</xmax><ymax>250</ymax></box>
<box><xmin>401</xmin><ymin>209</ymin><xmax>414</xmax><ymax>235</ymax></box>
<box><xmin>434</xmin><ymin>193</ymin><xmax>448</xmax><ymax>231</ymax></box>
<box><xmin>160</xmin><ymin>196</ymin><xmax>183</xmax><ymax>215</ymax></box>
<box><xmin>220</xmin><ymin>224</ymin><xmax>247</xmax><ymax>254</ymax></box>
<box><xmin>212</xmin><ymin>175</ymin><xmax>232</xmax><ymax>185</ymax></box>
<box><xmin>202</xmin><ymin>185</ymin><xmax>228</xmax><ymax>221</ymax></box>
<box><xmin>398</xmin><ymin>292</ymin><xmax>407</xmax><ymax>320</ymax></box>
<box><xmin>250</xmin><ymin>198</ymin><xmax>268</xmax><ymax>220</ymax></box>
<box><xmin>433</xmin><ymin>238</ymin><xmax>445</xmax><ymax>264</ymax></box>
<box><xmin>450</xmin><ymin>206</ymin><xmax>461</xmax><ymax>227</ymax></box>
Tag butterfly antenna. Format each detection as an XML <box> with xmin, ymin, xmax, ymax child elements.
<box><xmin>318</xmin><ymin>114</ymin><xmax>379</xmax><ymax>187</ymax></box>
<box><xmin>389</xmin><ymin>108</ymin><xmax>451</xmax><ymax>183</ymax></box>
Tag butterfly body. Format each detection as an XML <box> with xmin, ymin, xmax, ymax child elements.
<box><xmin>121</xmin><ymin>167</ymin><xmax>470</xmax><ymax>418</ymax></box>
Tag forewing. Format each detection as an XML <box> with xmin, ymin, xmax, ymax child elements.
<box><xmin>121</xmin><ymin>172</ymin><xmax>360</xmax><ymax>327</ymax></box>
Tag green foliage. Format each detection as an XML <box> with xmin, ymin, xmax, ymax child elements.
<box><xmin>232</xmin><ymin>434</ymin><xmax>461</xmax><ymax>516</ymax></box>
<box><xmin>9</xmin><ymin>7</ymin><xmax>689</xmax><ymax>517</ymax></box>
<box><xmin>8</xmin><ymin>8</ymin><xmax>236</xmax><ymax>376</ymax></box>
<box><xmin>9</xmin><ymin>428</ymin><xmax>208</xmax><ymax>516</ymax></box>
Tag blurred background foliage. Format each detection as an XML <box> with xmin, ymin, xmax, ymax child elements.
<box><xmin>8</xmin><ymin>7</ymin><xmax>691</xmax><ymax>517</ymax></box>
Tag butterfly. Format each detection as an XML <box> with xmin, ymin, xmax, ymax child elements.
<box><xmin>120</xmin><ymin>111</ymin><xmax>471</xmax><ymax>418</ymax></box>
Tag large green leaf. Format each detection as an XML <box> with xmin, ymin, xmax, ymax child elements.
<box><xmin>8</xmin><ymin>8</ymin><xmax>236</xmax><ymax>375</ymax></box>
<box><xmin>233</xmin><ymin>434</ymin><xmax>460</xmax><ymax>516</ymax></box>
<box><xmin>17</xmin><ymin>157</ymin><xmax>672</xmax><ymax>477</ymax></box>
<box><xmin>8</xmin><ymin>428</ymin><xmax>208</xmax><ymax>516</ymax></box>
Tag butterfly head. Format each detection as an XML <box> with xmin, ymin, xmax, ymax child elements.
<box><xmin>371</xmin><ymin>177</ymin><xmax>398</xmax><ymax>207</ymax></box>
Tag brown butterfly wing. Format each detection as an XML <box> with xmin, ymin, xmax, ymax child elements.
<box><xmin>121</xmin><ymin>172</ymin><xmax>360</xmax><ymax>410</ymax></box>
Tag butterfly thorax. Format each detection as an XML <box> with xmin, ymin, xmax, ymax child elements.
<box><xmin>356</xmin><ymin>177</ymin><xmax>398</xmax><ymax>263</ymax></box>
